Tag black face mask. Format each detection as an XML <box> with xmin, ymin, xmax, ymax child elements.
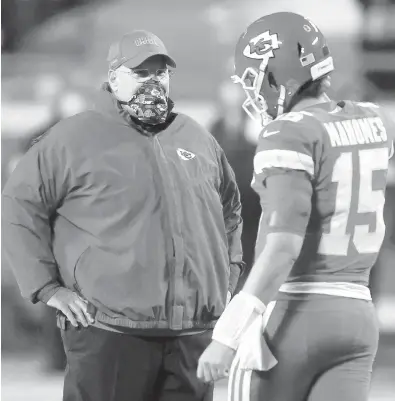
<box><xmin>123</xmin><ymin>81</ymin><xmax>169</xmax><ymax>125</ymax></box>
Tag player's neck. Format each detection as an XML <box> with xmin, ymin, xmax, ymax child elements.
<box><xmin>291</xmin><ymin>93</ymin><xmax>331</xmax><ymax>113</ymax></box>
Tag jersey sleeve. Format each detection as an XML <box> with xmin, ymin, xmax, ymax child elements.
<box><xmin>379</xmin><ymin>107</ymin><xmax>395</xmax><ymax>183</ymax></box>
<box><xmin>252</xmin><ymin>113</ymin><xmax>320</xmax><ymax>189</ymax></box>
<box><xmin>378</xmin><ymin>106</ymin><xmax>395</xmax><ymax>159</ymax></box>
<box><xmin>251</xmin><ymin>114</ymin><xmax>318</xmax><ymax>252</ymax></box>
<box><xmin>360</xmin><ymin>102</ymin><xmax>395</xmax><ymax>159</ymax></box>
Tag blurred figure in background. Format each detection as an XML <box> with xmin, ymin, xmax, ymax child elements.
<box><xmin>2</xmin><ymin>30</ymin><xmax>243</xmax><ymax>401</ymax></box>
<box><xmin>357</xmin><ymin>0</ymin><xmax>395</xmax><ymax>307</ymax></box>
<box><xmin>2</xmin><ymin>73</ymin><xmax>87</xmax><ymax>372</ymax></box>
<box><xmin>210</xmin><ymin>75</ymin><xmax>261</xmax><ymax>291</ymax></box>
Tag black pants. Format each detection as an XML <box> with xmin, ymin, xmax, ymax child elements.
<box><xmin>60</xmin><ymin>324</ymin><xmax>213</xmax><ymax>401</ymax></box>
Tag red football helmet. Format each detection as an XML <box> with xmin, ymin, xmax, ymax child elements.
<box><xmin>232</xmin><ymin>12</ymin><xmax>334</xmax><ymax>126</ymax></box>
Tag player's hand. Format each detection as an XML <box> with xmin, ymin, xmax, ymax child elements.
<box><xmin>47</xmin><ymin>287</ymin><xmax>95</xmax><ymax>328</ymax></box>
<box><xmin>197</xmin><ymin>340</ymin><xmax>236</xmax><ymax>383</ymax></box>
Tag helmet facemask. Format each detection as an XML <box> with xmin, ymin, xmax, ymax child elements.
<box><xmin>232</xmin><ymin>60</ymin><xmax>287</xmax><ymax>128</ymax></box>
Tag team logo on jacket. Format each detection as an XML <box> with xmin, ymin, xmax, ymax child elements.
<box><xmin>177</xmin><ymin>148</ymin><xmax>196</xmax><ymax>161</ymax></box>
<box><xmin>244</xmin><ymin>30</ymin><xmax>280</xmax><ymax>60</ymax></box>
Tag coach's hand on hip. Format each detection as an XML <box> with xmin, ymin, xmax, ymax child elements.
<box><xmin>47</xmin><ymin>288</ymin><xmax>95</xmax><ymax>328</ymax></box>
<box><xmin>197</xmin><ymin>340</ymin><xmax>236</xmax><ymax>383</ymax></box>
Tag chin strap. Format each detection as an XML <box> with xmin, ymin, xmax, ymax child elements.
<box><xmin>276</xmin><ymin>85</ymin><xmax>286</xmax><ymax>117</ymax></box>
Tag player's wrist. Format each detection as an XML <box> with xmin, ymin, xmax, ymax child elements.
<box><xmin>212</xmin><ymin>291</ymin><xmax>266</xmax><ymax>350</ymax></box>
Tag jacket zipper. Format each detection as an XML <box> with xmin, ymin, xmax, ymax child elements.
<box><xmin>148</xmin><ymin>135</ymin><xmax>181</xmax><ymax>328</ymax></box>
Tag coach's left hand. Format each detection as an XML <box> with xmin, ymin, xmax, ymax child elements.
<box><xmin>197</xmin><ymin>340</ymin><xmax>236</xmax><ymax>383</ymax></box>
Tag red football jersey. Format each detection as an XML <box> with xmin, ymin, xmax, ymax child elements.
<box><xmin>252</xmin><ymin>100</ymin><xmax>394</xmax><ymax>285</ymax></box>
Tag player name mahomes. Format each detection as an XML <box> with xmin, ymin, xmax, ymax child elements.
<box><xmin>323</xmin><ymin>116</ymin><xmax>387</xmax><ymax>148</ymax></box>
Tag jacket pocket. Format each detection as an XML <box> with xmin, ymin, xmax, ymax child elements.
<box><xmin>71</xmin><ymin>218</ymin><xmax>168</xmax><ymax>320</ymax></box>
<box><xmin>73</xmin><ymin>246</ymin><xmax>91</xmax><ymax>294</ymax></box>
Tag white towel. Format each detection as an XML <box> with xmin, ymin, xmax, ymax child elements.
<box><xmin>236</xmin><ymin>301</ymin><xmax>278</xmax><ymax>371</ymax></box>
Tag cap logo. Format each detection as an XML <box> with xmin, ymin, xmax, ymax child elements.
<box><xmin>243</xmin><ymin>30</ymin><xmax>280</xmax><ymax>60</ymax></box>
<box><xmin>135</xmin><ymin>36</ymin><xmax>159</xmax><ymax>47</ymax></box>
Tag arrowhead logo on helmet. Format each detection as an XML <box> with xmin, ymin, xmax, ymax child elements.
<box><xmin>243</xmin><ymin>31</ymin><xmax>281</xmax><ymax>60</ymax></box>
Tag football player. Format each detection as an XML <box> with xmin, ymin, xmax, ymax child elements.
<box><xmin>197</xmin><ymin>12</ymin><xmax>394</xmax><ymax>401</ymax></box>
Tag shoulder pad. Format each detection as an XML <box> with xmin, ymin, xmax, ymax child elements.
<box><xmin>254</xmin><ymin>113</ymin><xmax>321</xmax><ymax>182</ymax></box>
<box><xmin>355</xmin><ymin>101</ymin><xmax>380</xmax><ymax>109</ymax></box>
<box><xmin>260</xmin><ymin>111</ymin><xmax>316</xmax><ymax>138</ymax></box>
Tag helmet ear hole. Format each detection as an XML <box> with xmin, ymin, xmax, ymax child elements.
<box><xmin>322</xmin><ymin>45</ymin><xmax>329</xmax><ymax>57</ymax></box>
<box><xmin>297</xmin><ymin>42</ymin><xmax>304</xmax><ymax>57</ymax></box>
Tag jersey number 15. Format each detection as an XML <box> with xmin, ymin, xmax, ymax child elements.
<box><xmin>319</xmin><ymin>147</ymin><xmax>389</xmax><ymax>256</ymax></box>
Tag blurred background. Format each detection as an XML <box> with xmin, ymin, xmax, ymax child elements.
<box><xmin>1</xmin><ymin>0</ymin><xmax>395</xmax><ymax>400</ymax></box>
